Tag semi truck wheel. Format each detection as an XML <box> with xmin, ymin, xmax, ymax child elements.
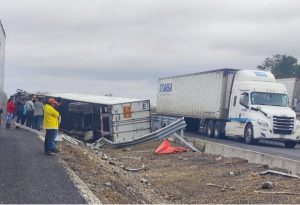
<box><xmin>244</xmin><ymin>124</ymin><xmax>255</xmax><ymax>144</ymax></box>
<box><xmin>284</xmin><ymin>141</ymin><xmax>297</xmax><ymax>148</ymax></box>
<box><xmin>206</xmin><ymin>120</ymin><xmax>214</xmax><ymax>138</ymax></box>
<box><xmin>214</xmin><ymin>121</ymin><xmax>224</xmax><ymax>139</ymax></box>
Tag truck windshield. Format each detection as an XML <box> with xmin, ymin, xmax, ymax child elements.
<box><xmin>251</xmin><ymin>92</ymin><xmax>288</xmax><ymax>107</ymax></box>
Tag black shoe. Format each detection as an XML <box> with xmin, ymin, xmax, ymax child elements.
<box><xmin>6</xmin><ymin>123</ymin><xmax>11</xmax><ymax>129</ymax></box>
<box><xmin>52</xmin><ymin>148</ymin><xmax>59</xmax><ymax>153</ymax></box>
<box><xmin>44</xmin><ymin>152</ymin><xmax>52</xmax><ymax>156</ymax></box>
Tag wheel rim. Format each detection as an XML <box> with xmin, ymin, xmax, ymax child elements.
<box><xmin>207</xmin><ymin>123</ymin><xmax>213</xmax><ymax>136</ymax></box>
<box><xmin>214</xmin><ymin>124</ymin><xmax>219</xmax><ymax>137</ymax></box>
<box><xmin>208</xmin><ymin>126</ymin><xmax>212</xmax><ymax>136</ymax></box>
<box><xmin>245</xmin><ymin>127</ymin><xmax>252</xmax><ymax>142</ymax></box>
<box><xmin>214</xmin><ymin>128</ymin><xmax>218</xmax><ymax>137</ymax></box>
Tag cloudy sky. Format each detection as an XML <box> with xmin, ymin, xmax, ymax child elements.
<box><xmin>1</xmin><ymin>0</ymin><xmax>300</xmax><ymax>104</ymax></box>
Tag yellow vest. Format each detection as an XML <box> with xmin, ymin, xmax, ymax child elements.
<box><xmin>43</xmin><ymin>104</ymin><xmax>59</xmax><ymax>129</ymax></box>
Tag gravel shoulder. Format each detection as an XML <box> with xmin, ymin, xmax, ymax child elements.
<box><xmin>59</xmin><ymin>139</ymin><xmax>300</xmax><ymax>204</ymax></box>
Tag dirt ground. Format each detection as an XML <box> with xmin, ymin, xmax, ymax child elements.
<box><xmin>58</xmin><ymin>139</ymin><xmax>300</xmax><ymax>204</ymax></box>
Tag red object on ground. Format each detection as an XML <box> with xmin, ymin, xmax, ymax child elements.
<box><xmin>155</xmin><ymin>139</ymin><xmax>187</xmax><ymax>155</ymax></box>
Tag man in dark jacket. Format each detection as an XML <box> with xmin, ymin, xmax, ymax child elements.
<box><xmin>14</xmin><ymin>96</ymin><xmax>25</xmax><ymax>129</ymax></box>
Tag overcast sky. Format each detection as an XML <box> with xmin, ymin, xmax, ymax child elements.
<box><xmin>1</xmin><ymin>0</ymin><xmax>300</xmax><ymax>104</ymax></box>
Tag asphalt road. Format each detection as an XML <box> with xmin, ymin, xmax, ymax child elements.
<box><xmin>186</xmin><ymin>131</ymin><xmax>300</xmax><ymax>161</ymax></box>
<box><xmin>0</xmin><ymin>127</ymin><xmax>86</xmax><ymax>204</ymax></box>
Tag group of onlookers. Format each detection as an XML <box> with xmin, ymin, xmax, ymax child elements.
<box><xmin>5</xmin><ymin>95</ymin><xmax>61</xmax><ymax>156</ymax></box>
<box><xmin>7</xmin><ymin>95</ymin><xmax>44</xmax><ymax>130</ymax></box>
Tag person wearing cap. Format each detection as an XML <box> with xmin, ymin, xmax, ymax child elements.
<box><xmin>43</xmin><ymin>98</ymin><xmax>60</xmax><ymax>155</ymax></box>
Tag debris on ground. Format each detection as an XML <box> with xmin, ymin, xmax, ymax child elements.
<box><xmin>172</xmin><ymin>133</ymin><xmax>199</xmax><ymax>152</ymax></box>
<box><xmin>104</xmin><ymin>182</ymin><xmax>112</xmax><ymax>187</ymax></box>
<box><xmin>216</xmin><ymin>156</ymin><xmax>223</xmax><ymax>161</ymax></box>
<box><xmin>58</xmin><ymin>140</ymin><xmax>300</xmax><ymax>204</ymax></box>
<box><xmin>206</xmin><ymin>183</ymin><xmax>235</xmax><ymax>190</ymax></box>
<box><xmin>140</xmin><ymin>178</ymin><xmax>148</xmax><ymax>184</ymax></box>
<box><xmin>60</xmin><ymin>133</ymin><xmax>83</xmax><ymax>145</ymax></box>
<box><xmin>260</xmin><ymin>170</ymin><xmax>300</xmax><ymax>179</ymax></box>
<box><xmin>261</xmin><ymin>181</ymin><xmax>273</xmax><ymax>189</ymax></box>
<box><xmin>254</xmin><ymin>190</ymin><xmax>300</xmax><ymax>195</ymax></box>
<box><xmin>123</xmin><ymin>164</ymin><xmax>146</xmax><ymax>172</ymax></box>
<box><xmin>155</xmin><ymin>139</ymin><xmax>187</xmax><ymax>154</ymax></box>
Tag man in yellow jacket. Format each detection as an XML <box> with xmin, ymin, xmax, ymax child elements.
<box><xmin>43</xmin><ymin>98</ymin><xmax>60</xmax><ymax>155</ymax></box>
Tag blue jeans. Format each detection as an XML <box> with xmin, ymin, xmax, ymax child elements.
<box><xmin>44</xmin><ymin>129</ymin><xmax>57</xmax><ymax>153</ymax></box>
<box><xmin>34</xmin><ymin>115</ymin><xmax>43</xmax><ymax>131</ymax></box>
<box><xmin>26</xmin><ymin>110</ymin><xmax>34</xmax><ymax>128</ymax></box>
<box><xmin>16</xmin><ymin>110</ymin><xmax>23</xmax><ymax>123</ymax></box>
<box><xmin>6</xmin><ymin>113</ymin><xmax>13</xmax><ymax>123</ymax></box>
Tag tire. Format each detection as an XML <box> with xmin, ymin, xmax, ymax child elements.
<box><xmin>284</xmin><ymin>141</ymin><xmax>297</xmax><ymax>148</ymax></box>
<box><xmin>244</xmin><ymin>123</ymin><xmax>255</xmax><ymax>145</ymax></box>
<box><xmin>214</xmin><ymin>121</ymin><xmax>225</xmax><ymax>139</ymax></box>
<box><xmin>206</xmin><ymin>120</ymin><xmax>214</xmax><ymax>138</ymax></box>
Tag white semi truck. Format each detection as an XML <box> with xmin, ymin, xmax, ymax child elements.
<box><xmin>156</xmin><ymin>69</ymin><xmax>300</xmax><ymax>148</ymax></box>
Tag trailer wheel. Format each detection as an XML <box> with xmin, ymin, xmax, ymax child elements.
<box><xmin>206</xmin><ymin>120</ymin><xmax>214</xmax><ymax>138</ymax></box>
<box><xmin>244</xmin><ymin>123</ymin><xmax>255</xmax><ymax>144</ymax></box>
<box><xmin>284</xmin><ymin>141</ymin><xmax>297</xmax><ymax>148</ymax></box>
<box><xmin>214</xmin><ymin>121</ymin><xmax>224</xmax><ymax>139</ymax></box>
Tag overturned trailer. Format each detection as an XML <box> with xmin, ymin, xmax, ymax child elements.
<box><xmin>46</xmin><ymin>93</ymin><xmax>151</xmax><ymax>143</ymax></box>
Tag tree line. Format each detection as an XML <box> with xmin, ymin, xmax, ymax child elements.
<box><xmin>257</xmin><ymin>54</ymin><xmax>300</xmax><ymax>79</ymax></box>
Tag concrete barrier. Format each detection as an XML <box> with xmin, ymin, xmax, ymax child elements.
<box><xmin>185</xmin><ymin>137</ymin><xmax>300</xmax><ymax>175</ymax></box>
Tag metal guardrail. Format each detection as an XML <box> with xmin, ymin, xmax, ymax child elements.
<box><xmin>14</xmin><ymin>122</ymin><xmax>82</xmax><ymax>144</ymax></box>
<box><xmin>151</xmin><ymin>114</ymin><xmax>180</xmax><ymax>131</ymax></box>
<box><xmin>103</xmin><ymin>117</ymin><xmax>186</xmax><ymax>148</ymax></box>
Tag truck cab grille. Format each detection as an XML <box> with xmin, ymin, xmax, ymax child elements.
<box><xmin>273</xmin><ymin>116</ymin><xmax>294</xmax><ymax>135</ymax></box>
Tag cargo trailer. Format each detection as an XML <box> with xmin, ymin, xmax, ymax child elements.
<box><xmin>47</xmin><ymin>93</ymin><xmax>151</xmax><ymax>143</ymax></box>
<box><xmin>0</xmin><ymin>20</ymin><xmax>5</xmax><ymax>113</ymax></box>
<box><xmin>276</xmin><ymin>78</ymin><xmax>300</xmax><ymax>109</ymax></box>
<box><xmin>156</xmin><ymin>69</ymin><xmax>300</xmax><ymax>148</ymax></box>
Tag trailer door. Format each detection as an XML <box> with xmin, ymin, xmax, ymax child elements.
<box><xmin>112</xmin><ymin>100</ymin><xmax>151</xmax><ymax>142</ymax></box>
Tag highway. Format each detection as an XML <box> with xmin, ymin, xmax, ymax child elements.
<box><xmin>186</xmin><ymin>131</ymin><xmax>300</xmax><ymax>161</ymax></box>
<box><xmin>0</xmin><ymin>127</ymin><xmax>87</xmax><ymax>204</ymax></box>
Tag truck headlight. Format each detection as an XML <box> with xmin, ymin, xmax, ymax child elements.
<box><xmin>296</xmin><ymin>120</ymin><xmax>300</xmax><ymax>129</ymax></box>
<box><xmin>257</xmin><ymin>119</ymin><xmax>269</xmax><ymax>127</ymax></box>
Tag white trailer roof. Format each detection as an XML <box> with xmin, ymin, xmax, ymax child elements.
<box><xmin>48</xmin><ymin>93</ymin><xmax>146</xmax><ymax>105</ymax></box>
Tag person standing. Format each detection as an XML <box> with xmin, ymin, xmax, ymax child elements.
<box><xmin>21</xmin><ymin>103</ymin><xmax>27</xmax><ymax>125</ymax></box>
<box><xmin>14</xmin><ymin>96</ymin><xmax>25</xmax><ymax>129</ymax></box>
<box><xmin>6</xmin><ymin>98</ymin><xmax>15</xmax><ymax>129</ymax></box>
<box><xmin>25</xmin><ymin>97</ymin><xmax>34</xmax><ymax>128</ymax></box>
<box><xmin>33</xmin><ymin>97</ymin><xmax>44</xmax><ymax>131</ymax></box>
<box><xmin>43</xmin><ymin>98</ymin><xmax>60</xmax><ymax>155</ymax></box>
